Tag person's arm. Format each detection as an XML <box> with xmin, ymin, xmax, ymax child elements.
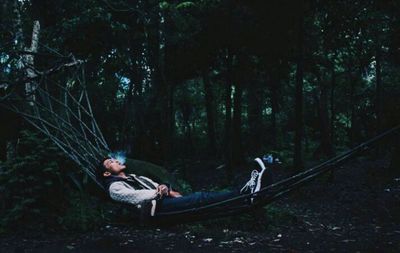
<box><xmin>169</xmin><ymin>190</ymin><xmax>183</xmax><ymax>197</ymax></box>
<box><xmin>155</xmin><ymin>184</ymin><xmax>182</xmax><ymax>197</ymax></box>
<box><xmin>109</xmin><ymin>182</ymin><xmax>158</xmax><ymax>205</ymax></box>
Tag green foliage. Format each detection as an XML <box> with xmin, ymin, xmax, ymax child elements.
<box><xmin>176</xmin><ymin>2</ymin><xmax>196</xmax><ymax>9</ymax></box>
<box><xmin>264</xmin><ymin>205</ymin><xmax>297</xmax><ymax>227</ymax></box>
<box><xmin>180</xmin><ymin>205</ymin><xmax>297</xmax><ymax>232</ymax></box>
<box><xmin>176</xmin><ymin>178</ymin><xmax>193</xmax><ymax>194</ymax></box>
<box><xmin>0</xmin><ymin>130</ymin><xmax>65</xmax><ymax>231</ymax></box>
<box><xmin>0</xmin><ymin>130</ymin><xmax>105</xmax><ymax>232</ymax></box>
<box><xmin>159</xmin><ymin>1</ymin><xmax>169</xmax><ymax>10</ymax></box>
<box><xmin>60</xmin><ymin>192</ymin><xmax>104</xmax><ymax>231</ymax></box>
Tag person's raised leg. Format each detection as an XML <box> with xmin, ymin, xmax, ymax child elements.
<box><xmin>156</xmin><ymin>191</ymin><xmax>239</xmax><ymax>214</ymax></box>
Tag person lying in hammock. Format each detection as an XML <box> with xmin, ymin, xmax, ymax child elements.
<box><xmin>98</xmin><ymin>157</ymin><xmax>272</xmax><ymax>218</ymax></box>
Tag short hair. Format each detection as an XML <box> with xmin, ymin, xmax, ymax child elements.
<box><xmin>97</xmin><ymin>156</ymin><xmax>111</xmax><ymax>177</ymax></box>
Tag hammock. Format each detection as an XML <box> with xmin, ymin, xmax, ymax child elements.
<box><xmin>1</xmin><ymin>57</ymin><xmax>109</xmax><ymax>187</ymax></box>
<box><xmin>150</xmin><ymin>125</ymin><xmax>400</xmax><ymax>224</ymax></box>
<box><xmin>1</xmin><ymin>55</ymin><xmax>399</xmax><ymax>225</ymax></box>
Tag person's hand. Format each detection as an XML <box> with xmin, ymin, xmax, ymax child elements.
<box><xmin>157</xmin><ymin>184</ymin><xmax>169</xmax><ymax>196</ymax></box>
<box><xmin>169</xmin><ymin>190</ymin><xmax>183</xmax><ymax>198</ymax></box>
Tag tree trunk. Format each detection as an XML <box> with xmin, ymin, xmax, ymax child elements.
<box><xmin>0</xmin><ymin>107</ymin><xmax>12</xmax><ymax>161</ymax></box>
<box><xmin>350</xmin><ymin>79</ymin><xmax>356</xmax><ymax>146</ymax></box>
<box><xmin>202</xmin><ymin>68</ymin><xmax>217</xmax><ymax>155</ymax></box>
<box><xmin>23</xmin><ymin>20</ymin><xmax>40</xmax><ymax>102</ymax></box>
<box><xmin>389</xmin><ymin>134</ymin><xmax>400</xmax><ymax>172</ymax></box>
<box><xmin>317</xmin><ymin>79</ymin><xmax>332</xmax><ymax>157</ymax></box>
<box><xmin>247</xmin><ymin>73</ymin><xmax>262</xmax><ymax>154</ymax></box>
<box><xmin>5</xmin><ymin>0</ymin><xmax>26</xmax><ymax>161</ymax></box>
<box><xmin>181</xmin><ymin>95</ymin><xmax>193</xmax><ymax>157</ymax></box>
<box><xmin>330</xmin><ymin>63</ymin><xmax>336</xmax><ymax>153</ymax></box>
<box><xmin>160</xmin><ymin>10</ymin><xmax>175</xmax><ymax>165</ymax></box>
<box><xmin>294</xmin><ymin>10</ymin><xmax>304</xmax><ymax>171</ymax></box>
<box><xmin>375</xmin><ymin>45</ymin><xmax>382</xmax><ymax>155</ymax></box>
<box><xmin>145</xmin><ymin>3</ymin><xmax>172</xmax><ymax>164</ymax></box>
<box><xmin>0</xmin><ymin>139</ymin><xmax>5</xmax><ymax>161</ymax></box>
<box><xmin>164</xmin><ymin>81</ymin><xmax>175</xmax><ymax>161</ymax></box>
<box><xmin>270</xmin><ymin>68</ymin><xmax>281</xmax><ymax>149</ymax></box>
<box><xmin>224</xmin><ymin>48</ymin><xmax>233</xmax><ymax>178</ymax></box>
<box><xmin>169</xmin><ymin>84</ymin><xmax>175</xmax><ymax>146</ymax></box>
<box><xmin>121</xmin><ymin>45</ymin><xmax>142</xmax><ymax>153</ymax></box>
<box><xmin>1</xmin><ymin>0</ymin><xmax>9</xmax><ymax>25</ymax></box>
<box><xmin>13</xmin><ymin>0</ymin><xmax>23</xmax><ymax>48</ymax></box>
<box><xmin>7</xmin><ymin>21</ymin><xmax>40</xmax><ymax>161</ymax></box>
<box><xmin>232</xmin><ymin>74</ymin><xmax>243</xmax><ymax>166</ymax></box>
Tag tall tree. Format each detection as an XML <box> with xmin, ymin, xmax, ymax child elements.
<box><xmin>269</xmin><ymin>63</ymin><xmax>283</xmax><ymax>149</ymax></box>
<box><xmin>247</xmin><ymin>67</ymin><xmax>263</xmax><ymax>153</ymax></box>
<box><xmin>315</xmin><ymin>73</ymin><xmax>333</xmax><ymax>157</ymax></box>
<box><xmin>202</xmin><ymin>68</ymin><xmax>217</xmax><ymax>155</ymax></box>
<box><xmin>294</xmin><ymin>4</ymin><xmax>305</xmax><ymax>170</ymax></box>
<box><xmin>329</xmin><ymin>60</ymin><xmax>336</xmax><ymax>153</ymax></box>
<box><xmin>375</xmin><ymin>45</ymin><xmax>382</xmax><ymax>154</ymax></box>
<box><xmin>224</xmin><ymin>48</ymin><xmax>233</xmax><ymax>177</ymax></box>
<box><xmin>231</xmin><ymin>53</ymin><xmax>245</xmax><ymax>166</ymax></box>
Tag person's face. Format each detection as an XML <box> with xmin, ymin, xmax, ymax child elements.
<box><xmin>102</xmin><ymin>158</ymin><xmax>126</xmax><ymax>176</ymax></box>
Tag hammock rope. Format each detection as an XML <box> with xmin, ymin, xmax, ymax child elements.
<box><xmin>153</xmin><ymin>125</ymin><xmax>400</xmax><ymax>222</ymax></box>
<box><xmin>1</xmin><ymin>57</ymin><xmax>110</xmax><ymax>187</ymax></box>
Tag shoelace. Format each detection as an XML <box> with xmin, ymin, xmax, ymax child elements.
<box><xmin>240</xmin><ymin>170</ymin><xmax>259</xmax><ymax>193</ymax></box>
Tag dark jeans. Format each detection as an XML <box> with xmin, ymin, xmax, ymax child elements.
<box><xmin>155</xmin><ymin>191</ymin><xmax>240</xmax><ymax>215</ymax></box>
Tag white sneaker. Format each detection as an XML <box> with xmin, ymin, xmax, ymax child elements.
<box><xmin>240</xmin><ymin>157</ymin><xmax>267</xmax><ymax>195</ymax></box>
<box><xmin>253</xmin><ymin>157</ymin><xmax>267</xmax><ymax>193</ymax></box>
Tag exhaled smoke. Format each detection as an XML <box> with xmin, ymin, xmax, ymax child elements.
<box><xmin>108</xmin><ymin>151</ymin><xmax>126</xmax><ymax>165</ymax></box>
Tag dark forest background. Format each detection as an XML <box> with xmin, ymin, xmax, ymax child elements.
<box><xmin>0</xmin><ymin>0</ymin><xmax>399</xmax><ymax>232</ymax></box>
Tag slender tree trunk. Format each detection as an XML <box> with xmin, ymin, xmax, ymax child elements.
<box><xmin>13</xmin><ymin>0</ymin><xmax>23</xmax><ymax>48</ymax></box>
<box><xmin>317</xmin><ymin>79</ymin><xmax>332</xmax><ymax>157</ymax></box>
<box><xmin>375</xmin><ymin>45</ymin><xmax>382</xmax><ymax>155</ymax></box>
<box><xmin>6</xmin><ymin>0</ymin><xmax>25</xmax><ymax>161</ymax></box>
<box><xmin>181</xmin><ymin>96</ymin><xmax>193</xmax><ymax>157</ymax></box>
<box><xmin>0</xmin><ymin>138</ymin><xmax>5</xmax><ymax>161</ymax></box>
<box><xmin>0</xmin><ymin>108</ymin><xmax>9</xmax><ymax>161</ymax></box>
<box><xmin>270</xmin><ymin>68</ymin><xmax>280</xmax><ymax>149</ymax></box>
<box><xmin>327</xmin><ymin>62</ymin><xmax>337</xmax><ymax>180</ymax></box>
<box><xmin>294</xmin><ymin>11</ymin><xmax>304</xmax><ymax>170</ymax></box>
<box><xmin>121</xmin><ymin>45</ymin><xmax>144</xmax><ymax>153</ymax></box>
<box><xmin>159</xmin><ymin>9</ymin><xmax>176</xmax><ymax>165</ymax></box>
<box><xmin>232</xmin><ymin>75</ymin><xmax>243</xmax><ymax>166</ymax></box>
<box><xmin>1</xmin><ymin>0</ymin><xmax>9</xmax><ymax>25</ymax></box>
<box><xmin>23</xmin><ymin>20</ymin><xmax>40</xmax><ymax>102</ymax></box>
<box><xmin>390</xmin><ymin>134</ymin><xmax>400</xmax><ymax>172</ymax></box>
<box><xmin>350</xmin><ymin>78</ymin><xmax>356</xmax><ymax>145</ymax></box>
<box><xmin>143</xmin><ymin>0</ymin><xmax>162</xmax><ymax>161</ymax></box>
<box><xmin>145</xmin><ymin>3</ymin><xmax>172</xmax><ymax>163</ymax></box>
<box><xmin>164</xmin><ymin>81</ymin><xmax>175</xmax><ymax>161</ymax></box>
<box><xmin>202</xmin><ymin>68</ymin><xmax>217</xmax><ymax>155</ymax></box>
<box><xmin>330</xmin><ymin>63</ymin><xmax>336</xmax><ymax>153</ymax></box>
<box><xmin>247</xmin><ymin>72</ymin><xmax>262</xmax><ymax>153</ymax></box>
<box><xmin>169</xmin><ymin>83</ymin><xmax>175</xmax><ymax>144</ymax></box>
<box><xmin>7</xmin><ymin>20</ymin><xmax>41</xmax><ymax>160</ymax></box>
<box><xmin>224</xmin><ymin>49</ymin><xmax>233</xmax><ymax>178</ymax></box>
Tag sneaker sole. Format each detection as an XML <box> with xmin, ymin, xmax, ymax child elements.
<box><xmin>254</xmin><ymin>157</ymin><xmax>267</xmax><ymax>193</ymax></box>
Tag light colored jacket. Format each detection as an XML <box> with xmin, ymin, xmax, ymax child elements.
<box><xmin>108</xmin><ymin>174</ymin><xmax>160</xmax><ymax>216</ymax></box>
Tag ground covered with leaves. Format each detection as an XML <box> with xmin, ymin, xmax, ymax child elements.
<box><xmin>1</xmin><ymin>157</ymin><xmax>399</xmax><ymax>253</ymax></box>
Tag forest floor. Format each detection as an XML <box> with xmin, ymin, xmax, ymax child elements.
<box><xmin>1</xmin><ymin>155</ymin><xmax>400</xmax><ymax>253</ymax></box>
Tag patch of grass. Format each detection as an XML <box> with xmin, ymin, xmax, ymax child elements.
<box><xmin>59</xmin><ymin>193</ymin><xmax>105</xmax><ymax>231</ymax></box>
<box><xmin>264</xmin><ymin>205</ymin><xmax>298</xmax><ymax>227</ymax></box>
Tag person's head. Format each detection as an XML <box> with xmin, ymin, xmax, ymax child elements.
<box><xmin>98</xmin><ymin>156</ymin><xmax>126</xmax><ymax>177</ymax></box>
